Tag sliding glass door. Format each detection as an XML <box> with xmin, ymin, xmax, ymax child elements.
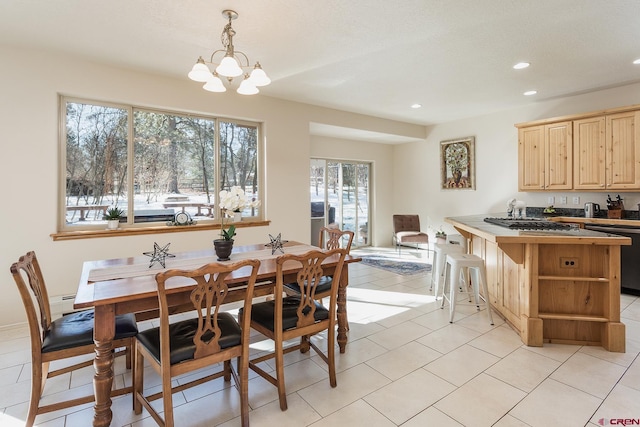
<box><xmin>310</xmin><ymin>159</ymin><xmax>370</xmax><ymax>247</ymax></box>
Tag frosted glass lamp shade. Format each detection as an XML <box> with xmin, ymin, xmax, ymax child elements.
<box><xmin>203</xmin><ymin>75</ymin><xmax>227</xmax><ymax>92</ymax></box>
<box><xmin>237</xmin><ymin>76</ymin><xmax>259</xmax><ymax>95</ymax></box>
<box><xmin>188</xmin><ymin>58</ymin><xmax>213</xmax><ymax>82</ymax></box>
<box><xmin>248</xmin><ymin>63</ymin><xmax>271</xmax><ymax>86</ymax></box>
<box><xmin>216</xmin><ymin>56</ymin><xmax>243</xmax><ymax>77</ymax></box>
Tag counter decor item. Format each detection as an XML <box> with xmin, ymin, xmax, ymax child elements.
<box><xmin>440</xmin><ymin>136</ymin><xmax>475</xmax><ymax>190</ymax></box>
<box><xmin>142</xmin><ymin>242</ymin><xmax>175</xmax><ymax>268</ymax></box>
<box><xmin>435</xmin><ymin>228</ymin><xmax>447</xmax><ymax>244</ymax></box>
<box><xmin>606</xmin><ymin>194</ymin><xmax>624</xmax><ymax>219</ymax></box>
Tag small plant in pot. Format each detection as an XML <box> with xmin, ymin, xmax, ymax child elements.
<box><xmin>103</xmin><ymin>207</ymin><xmax>124</xmax><ymax>230</ymax></box>
<box><xmin>213</xmin><ymin>220</ymin><xmax>236</xmax><ymax>261</ymax></box>
<box><xmin>435</xmin><ymin>228</ymin><xmax>447</xmax><ymax>244</ymax></box>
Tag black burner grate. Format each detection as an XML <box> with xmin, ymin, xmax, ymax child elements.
<box><xmin>484</xmin><ymin>217</ymin><xmax>571</xmax><ymax>230</ymax></box>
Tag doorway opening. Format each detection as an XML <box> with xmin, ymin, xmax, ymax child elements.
<box><xmin>310</xmin><ymin>159</ymin><xmax>370</xmax><ymax>247</ymax></box>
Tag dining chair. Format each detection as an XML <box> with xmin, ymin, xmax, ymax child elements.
<box><xmin>10</xmin><ymin>251</ymin><xmax>138</xmax><ymax>427</ymax></box>
<box><xmin>284</xmin><ymin>226</ymin><xmax>353</xmax><ymax>301</ymax></box>
<box><xmin>243</xmin><ymin>248</ymin><xmax>347</xmax><ymax>410</ymax></box>
<box><xmin>392</xmin><ymin>214</ymin><xmax>430</xmax><ymax>255</ymax></box>
<box><xmin>133</xmin><ymin>259</ymin><xmax>260</xmax><ymax>427</ymax></box>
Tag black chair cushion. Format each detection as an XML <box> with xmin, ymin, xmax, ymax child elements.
<box><xmin>42</xmin><ymin>310</ymin><xmax>138</xmax><ymax>353</ymax></box>
<box><xmin>243</xmin><ymin>296</ymin><xmax>329</xmax><ymax>332</ymax></box>
<box><xmin>283</xmin><ymin>275</ymin><xmax>333</xmax><ymax>296</ymax></box>
<box><xmin>136</xmin><ymin>312</ymin><xmax>241</xmax><ymax>365</ymax></box>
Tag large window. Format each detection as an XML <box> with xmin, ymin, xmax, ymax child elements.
<box><xmin>61</xmin><ymin>97</ymin><xmax>262</xmax><ymax>231</ymax></box>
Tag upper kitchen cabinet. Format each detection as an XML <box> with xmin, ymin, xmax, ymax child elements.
<box><xmin>574</xmin><ymin>116</ymin><xmax>606</xmax><ymax>190</ymax></box>
<box><xmin>606</xmin><ymin>111</ymin><xmax>640</xmax><ymax>190</ymax></box>
<box><xmin>518</xmin><ymin>121</ymin><xmax>572</xmax><ymax>191</ymax></box>
<box><xmin>517</xmin><ymin>105</ymin><xmax>640</xmax><ymax>192</ymax></box>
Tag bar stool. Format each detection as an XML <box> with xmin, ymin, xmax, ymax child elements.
<box><xmin>441</xmin><ymin>253</ymin><xmax>494</xmax><ymax>325</ymax></box>
<box><xmin>430</xmin><ymin>243</ymin><xmax>464</xmax><ymax>300</ymax></box>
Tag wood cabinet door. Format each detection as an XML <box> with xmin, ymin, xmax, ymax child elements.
<box><xmin>573</xmin><ymin>116</ymin><xmax>606</xmax><ymax>190</ymax></box>
<box><xmin>544</xmin><ymin>121</ymin><xmax>572</xmax><ymax>189</ymax></box>
<box><xmin>606</xmin><ymin>111</ymin><xmax>640</xmax><ymax>189</ymax></box>
<box><xmin>518</xmin><ymin>126</ymin><xmax>545</xmax><ymax>190</ymax></box>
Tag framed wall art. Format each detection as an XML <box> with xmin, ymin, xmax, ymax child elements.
<box><xmin>440</xmin><ymin>136</ymin><xmax>475</xmax><ymax>190</ymax></box>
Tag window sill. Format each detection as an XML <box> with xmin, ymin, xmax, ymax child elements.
<box><xmin>50</xmin><ymin>220</ymin><xmax>271</xmax><ymax>241</ymax></box>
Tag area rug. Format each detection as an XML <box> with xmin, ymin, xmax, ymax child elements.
<box><xmin>359</xmin><ymin>255</ymin><xmax>432</xmax><ymax>275</ymax></box>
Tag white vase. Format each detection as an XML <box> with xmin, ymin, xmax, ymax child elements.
<box><xmin>107</xmin><ymin>219</ymin><xmax>119</xmax><ymax>230</ymax></box>
<box><xmin>233</xmin><ymin>211</ymin><xmax>242</xmax><ymax>222</ymax></box>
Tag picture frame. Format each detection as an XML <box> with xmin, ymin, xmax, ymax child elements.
<box><xmin>440</xmin><ymin>136</ymin><xmax>475</xmax><ymax>190</ymax></box>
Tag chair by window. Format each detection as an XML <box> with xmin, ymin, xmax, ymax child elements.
<box><xmin>243</xmin><ymin>248</ymin><xmax>347</xmax><ymax>410</ymax></box>
<box><xmin>10</xmin><ymin>251</ymin><xmax>138</xmax><ymax>427</ymax></box>
<box><xmin>133</xmin><ymin>259</ymin><xmax>260</xmax><ymax>427</ymax></box>
<box><xmin>392</xmin><ymin>214</ymin><xmax>430</xmax><ymax>254</ymax></box>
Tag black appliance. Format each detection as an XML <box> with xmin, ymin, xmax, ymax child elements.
<box><xmin>483</xmin><ymin>217</ymin><xmax>572</xmax><ymax>231</ymax></box>
<box><xmin>583</xmin><ymin>224</ymin><xmax>640</xmax><ymax>296</ymax></box>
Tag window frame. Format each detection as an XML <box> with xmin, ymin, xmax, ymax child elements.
<box><xmin>57</xmin><ymin>95</ymin><xmax>264</xmax><ymax>235</ymax></box>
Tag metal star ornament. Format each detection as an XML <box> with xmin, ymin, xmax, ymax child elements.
<box><xmin>143</xmin><ymin>242</ymin><xmax>176</xmax><ymax>268</ymax></box>
<box><xmin>265</xmin><ymin>233</ymin><xmax>288</xmax><ymax>255</ymax></box>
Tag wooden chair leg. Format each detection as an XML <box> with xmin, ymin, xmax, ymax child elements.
<box><xmin>133</xmin><ymin>349</ymin><xmax>143</xmax><ymax>414</ymax></box>
<box><xmin>162</xmin><ymin>371</ymin><xmax>175</xmax><ymax>427</ymax></box>
<box><xmin>224</xmin><ymin>360</ymin><xmax>231</xmax><ymax>381</ymax></box>
<box><xmin>275</xmin><ymin>339</ymin><xmax>287</xmax><ymax>411</ymax></box>
<box><xmin>327</xmin><ymin>327</ymin><xmax>337</xmax><ymax>388</ymax></box>
<box><xmin>26</xmin><ymin>363</ymin><xmax>42</xmax><ymax>427</ymax></box>
<box><xmin>238</xmin><ymin>354</ymin><xmax>249</xmax><ymax>427</ymax></box>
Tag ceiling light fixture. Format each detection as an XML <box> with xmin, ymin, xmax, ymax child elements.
<box><xmin>513</xmin><ymin>62</ymin><xmax>530</xmax><ymax>70</ymax></box>
<box><xmin>523</xmin><ymin>90</ymin><xmax>537</xmax><ymax>96</ymax></box>
<box><xmin>188</xmin><ymin>10</ymin><xmax>270</xmax><ymax>95</ymax></box>
<box><xmin>633</xmin><ymin>58</ymin><xmax>640</xmax><ymax>65</ymax></box>
<box><xmin>411</xmin><ymin>104</ymin><xmax>422</xmax><ymax>109</ymax></box>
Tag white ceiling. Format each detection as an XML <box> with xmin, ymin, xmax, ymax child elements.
<box><xmin>2</xmin><ymin>0</ymin><xmax>640</xmax><ymax>131</ymax></box>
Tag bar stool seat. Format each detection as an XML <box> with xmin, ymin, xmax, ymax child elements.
<box><xmin>441</xmin><ymin>253</ymin><xmax>494</xmax><ymax>325</ymax></box>
<box><xmin>430</xmin><ymin>243</ymin><xmax>464</xmax><ymax>300</ymax></box>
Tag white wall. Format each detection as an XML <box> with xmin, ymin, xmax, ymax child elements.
<box><xmin>0</xmin><ymin>45</ymin><xmax>424</xmax><ymax>328</ymax></box>
<box><xmin>393</xmin><ymin>82</ymin><xmax>640</xmax><ymax>238</ymax></box>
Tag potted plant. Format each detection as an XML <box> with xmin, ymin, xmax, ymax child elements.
<box><xmin>103</xmin><ymin>207</ymin><xmax>124</xmax><ymax>230</ymax></box>
<box><xmin>213</xmin><ymin>218</ymin><xmax>236</xmax><ymax>261</ymax></box>
<box><xmin>435</xmin><ymin>228</ymin><xmax>447</xmax><ymax>244</ymax></box>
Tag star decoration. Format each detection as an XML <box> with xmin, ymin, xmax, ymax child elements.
<box><xmin>265</xmin><ymin>233</ymin><xmax>288</xmax><ymax>255</ymax></box>
<box><xmin>143</xmin><ymin>242</ymin><xmax>176</xmax><ymax>268</ymax></box>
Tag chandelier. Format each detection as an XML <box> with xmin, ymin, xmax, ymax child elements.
<box><xmin>188</xmin><ymin>10</ymin><xmax>271</xmax><ymax>95</ymax></box>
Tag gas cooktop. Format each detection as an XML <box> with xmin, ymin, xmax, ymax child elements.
<box><xmin>484</xmin><ymin>217</ymin><xmax>572</xmax><ymax>230</ymax></box>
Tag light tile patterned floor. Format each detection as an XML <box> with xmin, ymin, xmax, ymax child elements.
<box><xmin>1</xmin><ymin>246</ymin><xmax>639</xmax><ymax>426</ymax></box>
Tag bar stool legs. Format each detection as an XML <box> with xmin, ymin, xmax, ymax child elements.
<box><xmin>430</xmin><ymin>243</ymin><xmax>464</xmax><ymax>300</ymax></box>
<box><xmin>441</xmin><ymin>253</ymin><xmax>494</xmax><ymax>325</ymax></box>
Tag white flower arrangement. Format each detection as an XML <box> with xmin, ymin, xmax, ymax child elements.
<box><xmin>219</xmin><ymin>186</ymin><xmax>261</xmax><ymax>213</ymax></box>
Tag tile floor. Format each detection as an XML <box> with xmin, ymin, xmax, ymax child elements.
<box><xmin>1</xmin><ymin>246</ymin><xmax>640</xmax><ymax>426</ymax></box>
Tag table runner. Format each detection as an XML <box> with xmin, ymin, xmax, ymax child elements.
<box><xmin>88</xmin><ymin>244</ymin><xmax>318</xmax><ymax>282</ymax></box>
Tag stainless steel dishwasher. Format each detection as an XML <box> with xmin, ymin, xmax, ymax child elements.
<box><xmin>584</xmin><ymin>223</ymin><xmax>640</xmax><ymax>296</ymax></box>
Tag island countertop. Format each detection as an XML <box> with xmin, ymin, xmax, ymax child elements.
<box><xmin>445</xmin><ymin>214</ymin><xmax>631</xmax><ymax>246</ymax></box>
<box><xmin>444</xmin><ymin>213</ymin><xmax>626</xmax><ymax>352</ymax></box>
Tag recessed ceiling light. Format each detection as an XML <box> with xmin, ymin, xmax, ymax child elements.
<box><xmin>411</xmin><ymin>104</ymin><xmax>422</xmax><ymax>109</ymax></box>
<box><xmin>523</xmin><ymin>90</ymin><xmax>537</xmax><ymax>96</ymax></box>
<box><xmin>513</xmin><ymin>62</ymin><xmax>530</xmax><ymax>70</ymax></box>
<box><xmin>633</xmin><ymin>58</ymin><xmax>640</xmax><ymax>65</ymax></box>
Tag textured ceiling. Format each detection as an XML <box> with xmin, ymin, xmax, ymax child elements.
<box><xmin>2</xmin><ymin>0</ymin><xmax>640</xmax><ymax>132</ymax></box>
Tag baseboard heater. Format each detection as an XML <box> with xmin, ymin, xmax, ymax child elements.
<box><xmin>50</xmin><ymin>294</ymin><xmax>80</xmax><ymax>319</ymax></box>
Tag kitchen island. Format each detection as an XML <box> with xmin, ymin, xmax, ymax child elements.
<box><xmin>445</xmin><ymin>214</ymin><xmax>631</xmax><ymax>352</ymax></box>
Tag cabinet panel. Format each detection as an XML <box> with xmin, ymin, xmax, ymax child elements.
<box><xmin>574</xmin><ymin>116</ymin><xmax>606</xmax><ymax>189</ymax></box>
<box><xmin>518</xmin><ymin>126</ymin><xmax>544</xmax><ymax>190</ymax></box>
<box><xmin>606</xmin><ymin>111</ymin><xmax>640</xmax><ymax>189</ymax></box>
<box><xmin>545</xmin><ymin>121</ymin><xmax>572</xmax><ymax>189</ymax></box>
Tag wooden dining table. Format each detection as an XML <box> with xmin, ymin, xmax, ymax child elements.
<box><xmin>74</xmin><ymin>241</ymin><xmax>359</xmax><ymax>427</ymax></box>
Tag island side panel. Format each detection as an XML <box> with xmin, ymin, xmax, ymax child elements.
<box><xmin>604</xmin><ymin>244</ymin><xmax>625</xmax><ymax>352</ymax></box>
